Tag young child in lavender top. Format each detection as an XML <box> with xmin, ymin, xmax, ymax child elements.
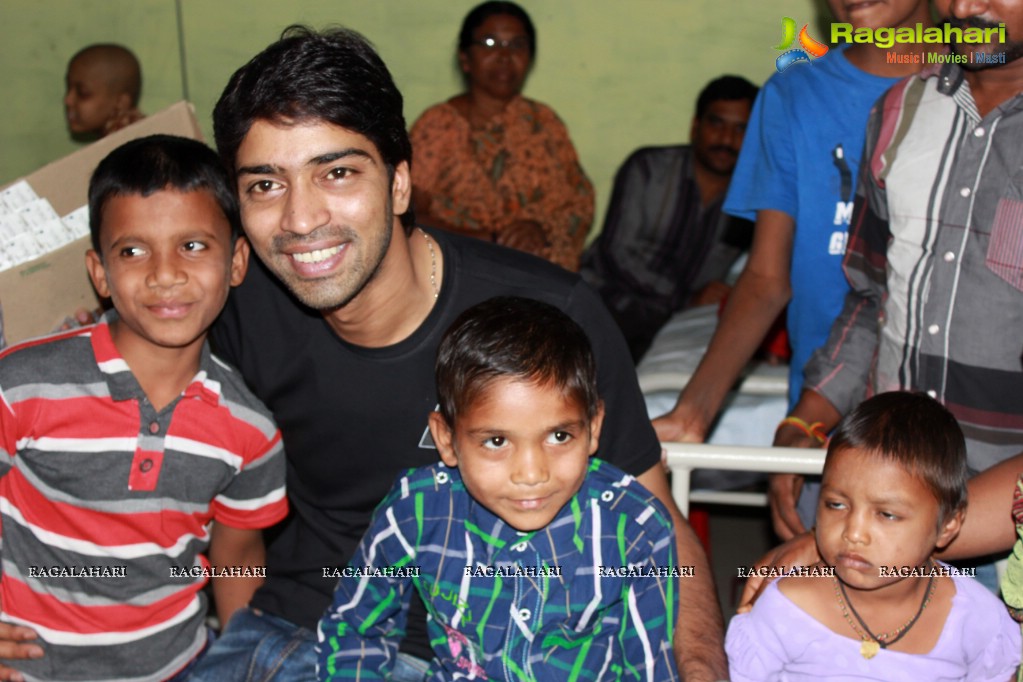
<box><xmin>727</xmin><ymin>391</ymin><xmax>1021</xmax><ymax>681</ymax></box>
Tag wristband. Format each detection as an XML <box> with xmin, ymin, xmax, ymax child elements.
<box><xmin>778</xmin><ymin>416</ymin><xmax>828</xmax><ymax>444</ymax></box>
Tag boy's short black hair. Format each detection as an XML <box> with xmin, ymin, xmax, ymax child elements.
<box><xmin>212</xmin><ymin>25</ymin><xmax>414</xmax><ymax>231</ymax></box>
<box><xmin>88</xmin><ymin>134</ymin><xmax>242</xmax><ymax>253</ymax></box>
<box><xmin>827</xmin><ymin>391</ymin><xmax>968</xmax><ymax>521</ymax></box>
<box><xmin>436</xmin><ymin>296</ymin><xmax>599</xmax><ymax>426</ymax></box>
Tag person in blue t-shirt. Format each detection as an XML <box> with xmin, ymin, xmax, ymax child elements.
<box><xmin>653</xmin><ymin>0</ymin><xmax>941</xmax><ymax>539</ymax></box>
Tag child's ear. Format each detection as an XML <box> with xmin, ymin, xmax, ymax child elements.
<box><xmin>429</xmin><ymin>411</ymin><xmax>459</xmax><ymax>467</ymax></box>
<box><xmin>935</xmin><ymin>507</ymin><xmax>965</xmax><ymax>550</ymax></box>
<box><xmin>586</xmin><ymin>401</ymin><xmax>605</xmax><ymax>457</ymax></box>
<box><xmin>85</xmin><ymin>249</ymin><xmax>111</xmax><ymax>299</ymax></box>
<box><xmin>230</xmin><ymin>236</ymin><xmax>250</xmax><ymax>287</ymax></box>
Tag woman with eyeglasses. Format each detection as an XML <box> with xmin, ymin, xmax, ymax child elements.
<box><xmin>410</xmin><ymin>1</ymin><xmax>594</xmax><ymax>271</ymax></box>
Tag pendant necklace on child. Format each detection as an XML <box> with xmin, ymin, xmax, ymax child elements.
<box><xmin>834</xmin><ymin>566</ymin><xmax>937</xmax><ymax>660</ymax></box>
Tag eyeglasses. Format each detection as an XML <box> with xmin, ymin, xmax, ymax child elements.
<box><xmin>472</xmin><ymin>36</ymin><xmax>530</xmax><ymax>52</ymax></box>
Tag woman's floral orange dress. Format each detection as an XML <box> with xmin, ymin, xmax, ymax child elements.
<box><xmin>410</xmin><ymin>96</ymin><xmax>594</xmax><ymax>271</ymax></box>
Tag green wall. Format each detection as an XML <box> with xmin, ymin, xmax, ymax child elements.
<box><xmin>2</xmin><ymin>0</ymin><xmax>825</xmax><ymax>235</ymax></box>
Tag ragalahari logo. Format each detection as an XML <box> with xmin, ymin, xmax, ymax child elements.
<box><xmin>774</xmin><ymin>17</ymin><xmax>829</xmax><ymax>72</ymax></box>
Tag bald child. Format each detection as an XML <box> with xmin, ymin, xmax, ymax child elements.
<box><xmin>64</xmin><ymin>43</ymin><xmax>144</xmax><ymax>139</ymax></box>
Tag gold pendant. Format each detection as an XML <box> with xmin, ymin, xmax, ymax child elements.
<box><xmin>860</xmin><ymin>639</ymin><xmax>880</xmax><ymax>659</ymax></box>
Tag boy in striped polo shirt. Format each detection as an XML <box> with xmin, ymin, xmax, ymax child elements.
<box><xmin>317</xmin><ymin>296</ymin><xmax>679</xmax><ymax>681</ymax></box>
<box><xmin>0</xmin><ymin>135</ymin><xmax>288</xmax><ymax>681</ymax></box>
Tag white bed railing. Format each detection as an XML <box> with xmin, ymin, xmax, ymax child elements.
<box><xmin>661</xmin><ymin>443</ymin><xmax>826</xmax><ymax>517</ymax></box>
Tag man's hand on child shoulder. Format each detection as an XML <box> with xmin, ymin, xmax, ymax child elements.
<box><xmin>737</xmin><ymin>529</ymin><xmax>819</xmax><ymax>613</ymax></box>
<box><xmin>56</xmin><ymin>307</ymin><xmax>103</xmax><ymax>333</ymax></box>
<box><xmin>0</xmin><ymin>620</ymin><xmax>45</xmax><ymax>682</ymax></box>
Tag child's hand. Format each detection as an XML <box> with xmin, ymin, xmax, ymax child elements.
<box><xmin>0</xmin><ymin>622</ymin><xmax>44</xmax><ymax>681</ymax></box>
<box><xmin>54</xmin><ymin>306</ymin><xmax>103</xmax><ymax>333</ymax></box>
<box><xmin>103</xmin><ymin>108</ymin><xmax>144</xmax><ymax>135</ymax></box>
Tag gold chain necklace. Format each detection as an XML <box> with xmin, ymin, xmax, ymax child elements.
<box><xmin>834</xmin><ymin>567</ymin><xmax>936</xmax><ymax>660</ymax></box>
<box><xmin>418</xmin><ymin>228</ymin><xmax>439</xmax><ymax>299</ymax></box>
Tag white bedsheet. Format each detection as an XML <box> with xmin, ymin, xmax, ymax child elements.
<box><xmin>637</xmin><ymin>305</ymin><xmax>788</xmax><ymax>490</ymax></box>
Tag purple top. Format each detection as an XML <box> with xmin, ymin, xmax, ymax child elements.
<box><xmin>726</xmin><ymin>573</ymin><xmax>1021</xmax><ymax>681</ymax></box>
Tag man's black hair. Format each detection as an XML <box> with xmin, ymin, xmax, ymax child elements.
<box><xmin>695</xmin><ymin>75</ymin><xmax>759</xmax><ymax>119</ymax></box>
<box><xmin>213</xmin><ymin>25</ymin><xmax>414</xmax><ymax>230</ymax></box>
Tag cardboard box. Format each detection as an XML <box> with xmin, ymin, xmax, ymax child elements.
<box><xmin>1</xmin><ymin>102</ymin><xmax>204</xmax><ymax>345</ymax></box>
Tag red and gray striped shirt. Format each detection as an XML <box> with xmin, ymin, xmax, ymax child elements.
<box><xmin>0</xmin><ymin>317</ymin><xmax>287</xmax><ymax>681</ymax></box>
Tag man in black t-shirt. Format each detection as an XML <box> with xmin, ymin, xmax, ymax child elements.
<box><xmin>191</xmin><ymin>26</ymin><xmax>725</xmax><ymax>682</ymax></box>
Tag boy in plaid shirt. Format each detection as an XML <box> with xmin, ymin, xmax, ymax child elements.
<box><xmin>317</xmin><ymin>296</ymin><xmax>679</xmax><ymax>681</ymax></box>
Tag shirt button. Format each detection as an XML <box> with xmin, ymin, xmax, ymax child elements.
<box><xmin>600</xmin><ymin>490</ymin><xmax>614</xmax><ymax>502</ymax></box>
<box><xmin>148</xmin><ymin>422</ymin><xmax>160</xmax><ymax>434</ymax></box>
<box><xmin>943</xmin><ymin>251</ymin><xmax>955</xmax><ymax>262</ymax></box>
<box><xmin>140</xmin><ymin>458</ymin><xmax>154</xmax><ymax>472</ymax></box>
<box><xmin>518</xmin><ymin>608</ymin><xmax>531</xmax><ymax>621</ymax></box>
<box><xmin>435</xmin><ymin>471</ymin><xmax>449</xmax><ymax>484</ymax></box>
<box><xmin>928</xmin><ymin>324</ymin><xmax>940</xmax><ymax>335</ymax></box>
<box><xmin>927</xmin><ymin>390</ymin><xmax>937</xmax><ymax>399</ymax></box>
<box><xmin>974</xmin><ymin>127</ymin><xmax>986</xmax><ymax>137</ymax></box>
<box><xmin>512</xmin><ymin>542</ymin><xmax>527</xmax><ymax>552</ymax></box>
<box><xmin>960</xmin><ymin>187</ymin><xmax>971</xmax><ymax>197</ymax></box>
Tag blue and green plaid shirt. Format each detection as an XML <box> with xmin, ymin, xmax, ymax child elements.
<box><xmin>316</xmin><ymin>458</ymin><xmax>680</xmax><ymax>681</ymax></box>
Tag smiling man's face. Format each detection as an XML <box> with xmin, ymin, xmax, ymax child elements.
<box><xmin>234</xmin><ymin>118</ymin><xmax>410</xmax><ymax>311</ymax></box>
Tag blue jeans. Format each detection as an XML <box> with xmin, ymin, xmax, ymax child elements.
<box><xmin>186</xmin><ymin>607</ymin><xmax>316</xmax><ymax>682</ymax></box>
<box><xmin>391</xmin><ymin>652</ymin><xmax>431</xmax><ymax>681</ymax></box>
<box><xmin>166</xmin><ymin>628</ymin><xmax>214</xmax><ymax>682</ymax></box>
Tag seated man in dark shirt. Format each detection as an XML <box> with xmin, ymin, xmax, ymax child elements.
<box><xmin>581</xmin><ymin>75</ymin><xmax>757</xmax><ymax>361</ymax></box>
